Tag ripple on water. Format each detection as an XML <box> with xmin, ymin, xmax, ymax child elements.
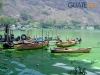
<box><xmin>53</xmin><ymin>63</ymin><xmax>99</xmax><ymax>75</ymax></box>
<box><xmin>18</xmin><ymin>68</ymin><xmax>44</xmax><ymax>75</ymax></box>
<box><xmin>11</xmin><ymin>61</ymin><xmax>26</xmax><ymax>68</ymax></box>
<box><xmin>93</xmin><ymin>67</ymin><xmax>100</xmax><ymax>70</ymax></box>
<box><xmin>11</xmin><ymin>61</ymin><xmax>44</xmax><ymax>75</ymax></box>
<box><xmin>0</xmin><ymin>68</ymin><xmax>13</xmax><ymax>75</ymax></box>
<box><xmin>15</xmin><ymin>68</ymin><xmax>22</xmax><ymax>71</ymax></box>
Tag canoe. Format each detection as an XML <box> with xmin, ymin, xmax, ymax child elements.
<box><xmin>50</xmin><ymin>47</ymin><xmax>92</xmax><ymax>53</ymax></box>
<box><xmin>14</xmin><ymin>41</ymin><xmax>49</xmax><ymax>50</ymax></box>
<box><xmin>56</xmin><ymin>40</ymin><xmax>77</xmax><ymax>47</ymax></box>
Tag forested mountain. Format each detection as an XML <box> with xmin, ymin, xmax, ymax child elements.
<box><xmin>0</xmin><ymin>0</ymin><xmax>100</xmax><ymax>29</ymax></box>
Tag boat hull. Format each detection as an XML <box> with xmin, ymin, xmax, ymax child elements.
<box><xmin>14</xmin><ymin>41</ymin><xmax>49</xmax><ymax>50</ymax></box>
<box><xmin>56</xmin><ymin>40</ymin><xmax>77</xmax><ymax>47</ymax></box>
<box><xmin>51</xmin><ymin>47</ymin><xmax>92</xmax><ymax>53</ymax></box>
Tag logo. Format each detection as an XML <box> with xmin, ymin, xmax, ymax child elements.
<box><xmin>68</xmin><ymin>2</ymin><xmax>98</xmax><ymax>8</ymax></box>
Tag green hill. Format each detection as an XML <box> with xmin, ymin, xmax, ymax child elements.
<box><xmin>0</xmin><ymin>0</ymin><xmax>100</xmax><ymax>28</ymax></box>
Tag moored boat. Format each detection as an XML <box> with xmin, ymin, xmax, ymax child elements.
<box><xmin>56</xmin><ymin>40</ymin><xmax>77</xmax><ymax>47</ymax></box>
<box><xmin>14</xmin><ymin>41</ymin><xmax>49</xmax><ymax>50</ymax></box>
<box><xmin>50</xmin><ymin>47</ymin><xmax>92</xmax><ymax>53</ymax></box>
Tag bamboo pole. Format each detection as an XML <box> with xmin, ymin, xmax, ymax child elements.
<box><xmin>52</xmin><ymin>29</ymin><xmax>53</xmax><ymax>40</ymax></box>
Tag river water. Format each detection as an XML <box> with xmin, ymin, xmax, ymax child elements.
<box><xmin>0</xmin><ymin>29</ymin><xmax>100</xmax><ymax>75</ymax></box>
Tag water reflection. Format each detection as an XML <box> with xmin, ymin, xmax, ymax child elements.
<box><xmin>0</xmin><ymin>63</ymin><xmax>13</xmax><ymax>75</ymax></box>
<box><xmin>0</xmin><ymin>39</ymin><xmax>100</xmax><ymax>75</ymax></box>
<box><xmin>50</xmin><ymin>53</ymin><xmax>83</xmax><ymax>58</ymax></box>
<box><xmin>11</xmin><ymin>61</ymin><xmax>44</xmax><ymax>75</ymax></box>
<box><xmin>18</xmin><ymin>68</ymin><xmax>44</xmax><ymax>75</ymax></box>
<box><xmin>53</xmin><ymin>63</ymin><xmax>99</xmax><ymax>75</ymax></box>
<box><xmin>0</xmin><ymin>49</ymin><xmax>45</xmax><ymax>75</ymax></box>
<box><xmin>11</xmin><ymin>61</ymin><xmax>26</xmax><ymax>68</ymax></box>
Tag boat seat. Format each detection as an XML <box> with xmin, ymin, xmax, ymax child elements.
<box><xmin>65</xmin><ymin>48</ymin><xmax>68</xmax><ymax>50</ymax></box>
<box><xmin>78</xmin><ymin>48</ymin><xmax>86</xmax><ymax>50</ymax></box>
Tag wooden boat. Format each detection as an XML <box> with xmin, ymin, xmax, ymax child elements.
<box><xmin>14</xmin><ymin>41</ymin><xmax>49</xmax><ymax>50</ymax></box>
<box><xmin>50</xmin><ymin>47</ymin><xmax>92</xmax><ymax>53</ymax></box>
<box><xmin>56</xmin><ymin>40</ymin><xmax>77</xmax><ymax>47</ymax></box>
<box><xmin>13</xmin><ymin>40</ymin><xmax>32</xmax><ymax>45</ymax></box>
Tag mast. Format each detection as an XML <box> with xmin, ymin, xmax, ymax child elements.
<box><xmin>5</xmin><ymin>24</ymin><xmax>9</xmax><ymax>42</ymax></box>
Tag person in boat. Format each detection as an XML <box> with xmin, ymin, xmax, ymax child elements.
<box><xmin>32</xmin><ymin>37</ymin><xmax>39</xmax><ymax>43</ymax></box>
<box><xmin>44</xmin><ymin>37</ymin><xmax>48</xmax><ymax>41</ymax></box>
<box><xmin>15</xmin><ymin>39</ymin><xmax>24</xmax><ymax>44</ymax></box>
<box><xmin>56</xmin><ymin>39</ymin><xmax>62</xmax><ymax>44</ymax></box>
<box><xmin>56</xmin><ymin>36</ymin><xmax>60</xmax><ymax>40</ymax></box>
<box><xmin>16</xmin><ymin>36</ymin><xmax>20</xmax><ymax>41</ymax></box>
<box><xmin>78</xmin><ymin>38</ymin><xmax>82</xmax><ymax>44</ymax></box>
<box><xmin>76</xmin><ymin>38</ymin><xmax>82</xmax><ymax>44</ymax></box>
<box><xmin>48</xmin><ymin>37</ymin><xmax>52</xmax><ymax>41</ymax></box>
<box><xmin>56</xmin><ymin>36</ymin><xmax>62</xmax><ymax>42</ymax></box>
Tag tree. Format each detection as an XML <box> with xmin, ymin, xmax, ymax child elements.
<box><xmin>61</xmin><ymin>22</ymin><xmax>68</xmax><ymax>28</ymax></box>
<box><xmin>67</xmin><ymin>23</ymin><xmax>73</xmax><ymax>29</ymax></box>
<box><xmin>0</xmin><ymin>0</ymin><xmax>3</xmax><ymax>9</ymax></box>
<box><xmin>0</xmin><ymin>15</ymin><xmax>15</xmax><ymax>26</ymax></box>
<box><xmin>0</xmin><ymin>0</ymin><xmax>9</xmax><ymax>10</ymax></box>
<box><xmin>0</xmin><ymin>3</ymin><xmax>2</xmax><ymax>9</ymax></box>
<box><xmin>29</xmin><ymin>22</ymin><xmax>34</xmax><ymax>27</ymax></box>
<box><xmin>20</xmin><ymin>13</ymin><xmax>28</xmax><ymax>21</ymax></box>
<box><xmin>40</xmin><ymin>20</ymin><xmax>53</xmax><ymax>28</ymax></box>
<box><xmin>75</xmin><ymin>24</ymin><xmax>81</xmax><ymax>29</ymax></box>
<box><xmin>29</xmin><ymin>22</ymin><xmax>40</xmax><ymax>27</ymax></box>
<box><xmin>54</xmin><ymin>23</ymin><xmax>61</xmax><ymax>29</ymax></box>
<box><xmin>54</xmin><ymin>22</ymin><xmax>67</xmax><ymax>29</ymax></box>
<box><xmin>42</xmin><ymin>10</ymin><xmax>49</xmax><ymax>15</ymax></box>
<box><xmin>93</xmin><ymin>24</ymin><xmax>100</xmax><ymax>30</ymax></box>
<box><xmin>71</xmin><ymin>20</ymin><xmax>81</xmax><ymax>29</ymax></box>
<box><xmin>34</xmin><ymin>22</ymin><xmax>40</xmax><ymax>27</ymax></box>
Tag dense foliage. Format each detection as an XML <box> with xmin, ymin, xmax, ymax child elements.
<box><xmin>20</xmin><ymin>13</ymin><xmax>28</xmax><ymax>21</ymax></box>
<box><xmin>0</xmin><ymin>0</ymin><xmax>100</xmax><ymax>29</ymax></box>
<box><xmin>0</xmin><ymin>15</ymin><xmax>15</xmax><ymax>26</ymax></box>
<box><xmin>39</xmin><ymin>20</ymin><xmax>82</xmax><ymax>29</ymax></box>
